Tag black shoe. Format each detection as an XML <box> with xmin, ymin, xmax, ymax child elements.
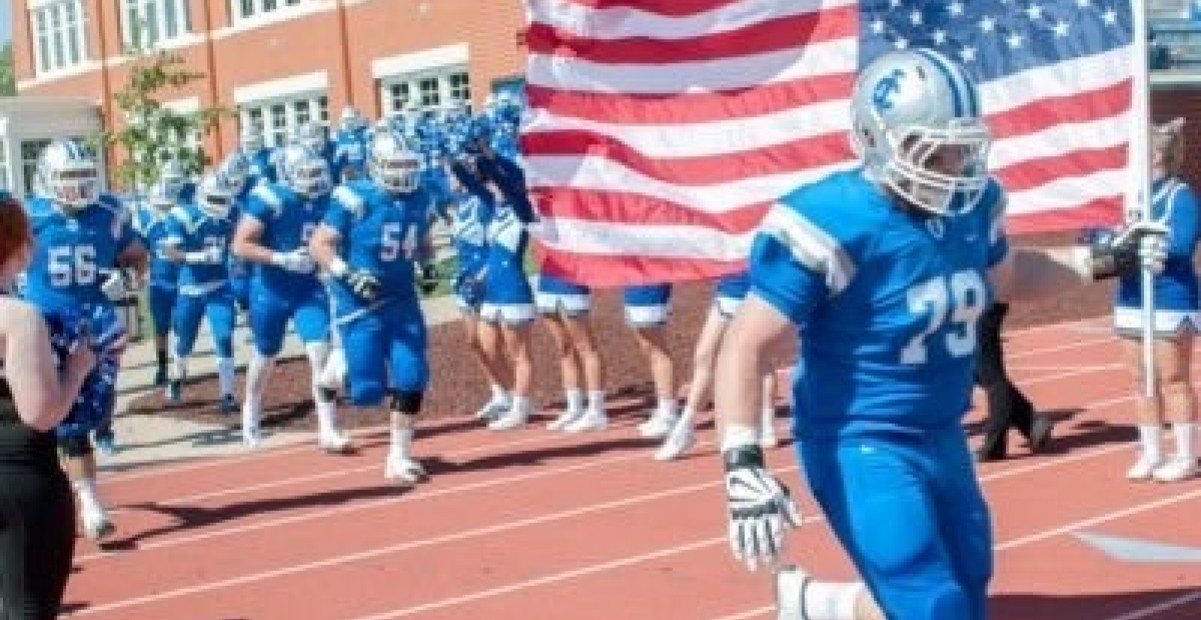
<box><xmin>1028</xmin><ymin>416</ymin><xmax>1055</xmax><ymax>454</ymax></box>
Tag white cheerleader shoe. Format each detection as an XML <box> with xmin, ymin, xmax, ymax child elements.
<box><xmin>385</xmin><ymin>454</ymin><xmax>429</xmax><ymax>485</ymax></box>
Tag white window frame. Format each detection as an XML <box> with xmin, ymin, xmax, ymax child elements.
<box><xmin>378</xmin><ymin>67</ymin><xmax>471</xmax><ymax>117</ymax></box>
<box><xmin>29</xmin><ymin>0</ymin><xmax>88</xmax><ymax>75</ymax></box>
<box><xmin>228</xmin><ymin>0</ymin><xmax>305</xmax><ymax>22</ymax></box>
<box><xmin>239</xmin><ymin>93</ymin><xmax>329</xmax><ymax>148</ymax></box>
<box><xmin>120</xmin><ymin>0</ymin><xmax>191</xmax><ymax>51</ymax></box>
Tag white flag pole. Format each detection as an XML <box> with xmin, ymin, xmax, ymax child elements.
<box><xmin>1129</xmin><ymin>0</ymin><xmax>1156</xmax><ymax>398</ymax></box>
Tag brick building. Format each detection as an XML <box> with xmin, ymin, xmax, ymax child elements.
<box><xmin>9</xmin><ymin>0</ymin><xmax>528</xmax><ymax>192</ymax></box>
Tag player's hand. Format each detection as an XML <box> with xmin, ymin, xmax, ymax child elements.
<box><xmin>1114</xmin><ymin>220</ymin><xmax>1169</xmax><ymax>275</ymax></box>
<box><xmin>271</xmin><ymin>249</ymin><xmax>315</xmax><ymax>274</ymax></box>
<box><xmin>345</xmin><ymin>269</ymin><xmax>382</xmax><ymax>301</ymax></box>
<box><xmin>185</xmin><ymin>246</ymin><xmax>224</xmax><ymax>265</ymax></box>
<box><xmin>99</xmin><ymin>269</ymin><xmax>131</xmax><ymax>302</ymax></box>
<box><xmin>723</xmin><ymin>444</ymin><xmax>802</xmax><ymax>571</ymax></box>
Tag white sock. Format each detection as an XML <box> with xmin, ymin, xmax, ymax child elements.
<box><xmin>803</xmin><ymin>580</ymin><xmax>864</xmax><ymax>620</ymax></box>
<box><xmin>656</xmin><ymin>396</ymin><xmax>677</xmax><ymax>417</ymax></box>
<box><xmin>217</xmin><ymin>357</ymin><xmax>236</xmax><ymax>397</ymax></box>
<box><xmin>565</xmin><ymin>389</ymin><xmax>584</xmax><ymax>413</ymax></box>
<box><xmin>245</xmin><ymin>353</ymin><xmax>274</xmax><ymax>413</ymax></box>
<box><xmin>761</xmin><ymin>406</ymin><xmax>776</xmax><ymax>431</ymax></box>
<box><xmin>390</xmin><ymin>419</ymin><xmax>413</xmax><ymax>459</ymax></box>
<box><xmin>675</xmin><ymin>406</ymin><xmax>697</xmax><ymax>433</ymax></box>
<box><xmin>73</xmin><ymin>478</ymin><xmax>103</xmax><ymax>514</ymax></box>
<box><xmin>587</xmin><ymin>390</ymin><xmax>606</xmax><ymax>415</ymax></box>
<box><xmin>1172</xmin><ymin>422</ymin><xmax>1196</xmax><ymax>461</ymax></box>
<box><xmin>1138</xmin><ymin>424</ymin><xmax>1162</xmax><ymax>462</ymax></box>
<box><xmin>315</xmin><ymin>400</ymin><xmax>338</xmax><ymax>435</ymax></box>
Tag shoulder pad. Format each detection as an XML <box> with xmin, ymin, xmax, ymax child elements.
<box><xmin>250</xmin><ymin>184</ymin><xmax>284</xmax><ymax>216</ymax></box>
<box><xmin>331</xmin><ymin>185</ymin><xmax>366</xmax><ymax>218</ymax></box>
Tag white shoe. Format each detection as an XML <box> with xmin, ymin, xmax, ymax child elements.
<box><xmin>81</xmin><ymin>506</ymin><xmax>116</xmax><ymax>541</ymax></box>
<box><xmin>385</xmin><ymin>454</ymin><xmax>428</xmax><ymax>485</ymax></box>
<box><xmin>488</xmin><ymin>407</ymin><xmax>529</xmax><ymax>431</ymax></box>
<box><xmin>654</xmin><ymin>428</ymin><xmax>696</xmax><ymax>461</ymax></box>
<box><xmin>637</xmin><ymin>410</ymin><xmax>677</xmax><ymax>439</ymax></box>
<box><xmin>475</xmin><ymin>398</ymin><xmax>510</xmax><ymax>422</ymax></box>
<box><xmin>774</xmin><ymin>565</ymin><xmax>806</xmax><ymax>620</ymax></box>
<box><xmin>1126</xmin><ymin>455</ymin><xmax>1163</xmax><ymax>481</ymax></box>
<box><xmin>546</xmin><ymin>409</ymin><xmax>584</xmax><ymax>431</ymax></box>
<box><xmin>1152</xmin><ymin>456</ymin><xmax>1200</xmax><ymax>482</ymax></box>
<box><xmin>318</xmin><ymin>429</ymin><xmax>353</xmax><ymax>454</ymax></box>
<box><xmin>563</xmin><ymin>410</ymin><xmax>607</xmax><ymax>433</ymax></box>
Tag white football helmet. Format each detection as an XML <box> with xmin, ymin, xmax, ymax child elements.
<box><xmin>146</xmin><ymin>181</ymin><xmax>175</xmax><ymax>212</ymax></box>
<box><xmin>218</xmin><ymin>152</ymin><xmax>250</xmax><ymax>196</ymax></box>
<box><xmin>36</xmin><ymin>139</ymin><xmax>99</xmax><ymax>211</ymax></box>
<box><xmin>368</xmin><ymin>131</ymin><xmax>421</xmax><ymax>193</ymax></box>
<box><xmin>159</xmin><ymin>158</ymin><xmax>188</xmax><ymax>201</ymax></box>
<box><xmin>276</xmin><ymin>144</ymin><xmax>331</xmax><ymax>197</ymax></box>
<box><xmin>195</xmin><ymin>172</ymin><xmax>235</xmax><ymax>219</ymax></box>
<box><xmin>851</xmin><ymin>48</ymin><xmax>991</xmax><ymax>216</ymax></box>
<box><xmin>294</xmin><ymin>122</ymin><xmax>328</xmax><ymax>155</ymax></box>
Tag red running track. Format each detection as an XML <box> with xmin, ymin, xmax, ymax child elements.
<box><xmin>62</xmin><ymin>317</ymin><xmax>1201</xmax><ymax>619</ymax></box>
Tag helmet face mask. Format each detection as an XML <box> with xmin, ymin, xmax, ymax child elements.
<box><xmin>368</xmin><ymin>133</ymin><xmax>421</xmax><ymax>193</ymax></box>
<box><xmin>851</xmin><ymin>49</ymin><xmax>992</xmax><ymax>216</ymax></box>
<box><xmin>196</xmin><ymin>173</ymin><xmax>235</xmax><ymax>219</ymax></box>
<box><xmin>38</xmin><ymin>141</ymin><xmax>99</xmax><ymax>211</ymax></box>
<box><xmin>278</xmin><ymin>145</ymin><xmax>331</xmax><ymax>198</ymax></box>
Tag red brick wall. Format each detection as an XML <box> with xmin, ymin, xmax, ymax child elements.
<box><xmin>1153</xmin><ymin>87</ymin><xmax>1201</xmax><ymax>190</ymax></box>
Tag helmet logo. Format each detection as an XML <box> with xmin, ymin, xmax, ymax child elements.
<box><xmin>871</xmin><ymin>68</ymin><xmax>906</xmax><ymax>111</ymax></box>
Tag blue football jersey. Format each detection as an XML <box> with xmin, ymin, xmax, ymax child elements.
<box><xmin>750</xmin><ymin>169</ymin><xmax>1008</xmax><ymax>436</ymax></box>
<box><xmin>164</xmin><ymin>202</ymin><xmax>234</xmax><ymax>291</ymax></box>
<box><xmin>324</xmin><ymin>181</ymin><xmax>433</xmax><ymax>314</ymax></box>
<box><xmin>333</xmin><ymin>130</ymin><xmax>368</xmax><ymax>180</ymax></box>
<box><xmin>132</xmin><ymin>204</ymin><xmax>179</xmax><ymax>289</ymax></box>
<box><xmin>247</xmin><ymin>147</ymin><xmax>277</xmax><ymax>185</ymax></box>
<box><xmin>23</xmin><ymin>194</ymin><xmax>138</xmax><ymax>311</ymax></box>
<box><xmin>242</xmin><ymin>183</ymin><xmax>326</xmax><ymax>296</ymax></box>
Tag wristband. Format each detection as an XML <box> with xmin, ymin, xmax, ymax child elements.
<box><xmin>329</xmin><ymin>257</ymin><xmax>349</xmax><ymax>278</ymax></box>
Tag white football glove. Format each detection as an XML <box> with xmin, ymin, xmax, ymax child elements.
<box><xmin>271</xmin><ymin>249</ymin><xmax>315</xmax><ymax>274</ymax></box>
<box><xmin>99</xmin><ymin>269</ymin><xmax>131</xmax><ymax>302</ymax></box>
<box><xmin>723</xmin><ymin>444</ymin><xmax>802</xmax><ymax>571</ymax></box>
<box><xmin>185</xmin><ymin>246</ymin><xmax>224</xmax><ymax>265</ymax></box>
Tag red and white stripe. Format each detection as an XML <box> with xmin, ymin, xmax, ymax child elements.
<box><xmin>521</xmin><ymin>0</ymin><xmax>1132</xmax><ymax>286</ymax></box>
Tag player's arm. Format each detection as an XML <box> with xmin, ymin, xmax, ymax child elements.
<box><xmin>308</xmin><ymin>223</ymin><xmax>343</xmax><ymax>273</ymax></box>
<box><xmin>715</xmin><ymin>294</ymin><xmax>793</xmax><ymax>434</ymax></box>
<box><xmin>231</xmin><ymin>214</ymin><xmax>274</xmax><ymax>265</ymax></box>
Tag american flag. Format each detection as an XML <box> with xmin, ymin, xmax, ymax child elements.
<box><xmin>520</xmin><ymin>0</ymin><xmax>1134</xmax><ymax>286</ymax></box>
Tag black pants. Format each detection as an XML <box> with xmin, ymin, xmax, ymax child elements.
<box><xmin>975</xmin><ymin>303</ymin><xmax>1036</xmax><ymax>457</ymax></box>
<box><xmin>0</xmin><ymin>466</ymin><xmax>75</xmax><ymax>619</ymax></box>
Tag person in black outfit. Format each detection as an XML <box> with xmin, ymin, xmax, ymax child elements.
<box><xmin>0</xmin><ymin>194</ymin><xmax>97</xmax><ymax>619</ymax></box>
<box><xmin>974</xmin><ymin>300</ymin><xmax>1055</xmax><ymax>461</ymax></box>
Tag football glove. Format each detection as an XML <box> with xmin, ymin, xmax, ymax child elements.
<box><xmin>271</xmin><ymin>249</ymin><xmax>315</xmax><ymax>274</ymax></box>
<box><xmin>1086</xmin><ymin>220</ymin><xmax>1169</xmax><ymax>280</ymax></box>
<box><xmin>344</xmin><ymin>269</ymin><xmax>382</xmax><ymax>301</ymax></box>
<box><xmin>418</xmin><ymin>262</ymin><xmax>439</xmax><ymax>295</ymax></box>
<box><xmin>723</xmin><ymin>444</ymin><xmax>802</xmax><ymax>571</ymax></box>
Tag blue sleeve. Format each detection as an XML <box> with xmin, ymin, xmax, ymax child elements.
<box><xmin>1167</xmin><ymin>184</ymin><xmax>1200</xmax><ymax>260</ymax></box>
<box><xmin>985</xmin><ymin>183</ymin><xmax>1009</xmax><ymax>268</ymax></box>
<box><xmin>243</xmin><ymin>193</ymin><xmax>273</xmax><ymax>225</ymax></box>
<box><xmin>747</xmin><ymin>232</ymin><xmax>827</xmax><ymax>326</ymax></box>
<box><xmin>322</xmin><ymin>199</ymin><xmax>353</xmax><ymax>237</ymax></box>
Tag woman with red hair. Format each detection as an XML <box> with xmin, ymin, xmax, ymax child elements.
<box><xmin>0</xmin><ymin>193</ymin><xmax>98</xmax><ymax>618</ymax></box>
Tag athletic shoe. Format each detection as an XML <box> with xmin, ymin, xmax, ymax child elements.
<box><xmin>475</xmin><ymin>398</ymin><xmax>509</xmax><ymax>422</ymax></box>
<box><xmin>219</xmin><ymin>394</ymin><xmax>240</xmax><ymax>415</ymax></box>
<box><xmin>317</xmin><ymin>429</ymin><xmax>353</xmax><ymax>454</ymax></box>
<box><xmin>1152</xmin><ymin>456</ymin><xmax>1200</xmax><ymax>482</ymax></box>
<box><xmin>654</xmin><ymin>427</ymin><xmax>696</xmax><ymax>461</ymax></box>
<box><xmin>563</xmin><ymin>410</ymin><xmax>607</xmax><ymax>433</ymax></box>
<box><xmin>1126</xmin><ymin>455</ymin><xmax>1163</xmax><ymax>481</ymax></box>
<box><xmin>385</xmin><ymin>454</ymin><xmax>428</xmax><ymax>485</ymax></box>
<box><xmin>637</xmin><ymin>409</ymin><xmax>677</xmax><ymax>439</ymax></box>
<box><xmin>488</xmin><ymin>407</ymin><xmax>529</xmax><ymax>431</ymax></box>
<box><xmin>774</xmin><ymin>565</ymin><xmax>806</xmax><ymax>620</ymax></box>
<box><xmin>81</xmin><ymin>506</ymin><xmax>116</xmax><ymax>541</ymax></box>
<box><xmin>545</xmin><ymin>408</ymin><xmax>584</xmax><ymax>431</ymax></box>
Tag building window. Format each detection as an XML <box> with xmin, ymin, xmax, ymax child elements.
<box><xmin>448</xmin><ymin>72</ymin><xmax>471</xmax><ymax>104</ymax></box>
<box><xmin>121</xmin><ymin>1</ymin><xmax>191</xmax><ymax>51</ymax></box>
<box><xmin>378</xmin><ymin>66</ymin><xmax>470</xmax><ymax>117</ymax></box>
<box><xmin>240</xmin><ymin>92</ymin><xmax>329</xmax><ymax>148</ymax></box>
<box><xmin>21</xmin><ymin>139</ymin><xmax>52</xmax><ymax>196</ymax></box>
<box><xmin>231</xmin><ymin>0</ymin><xmax>306</xmax><ymax>21</ymax></box>
<box><xmin>30</xmin><ymin>0</ymin><xmax>88</xmax><ymax>74</ymax></box>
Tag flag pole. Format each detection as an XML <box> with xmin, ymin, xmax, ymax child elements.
<box><xmin>1129</xmin><ymin>0</ymin><xmax>1156</xmax><ymax>398</ymax></box>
